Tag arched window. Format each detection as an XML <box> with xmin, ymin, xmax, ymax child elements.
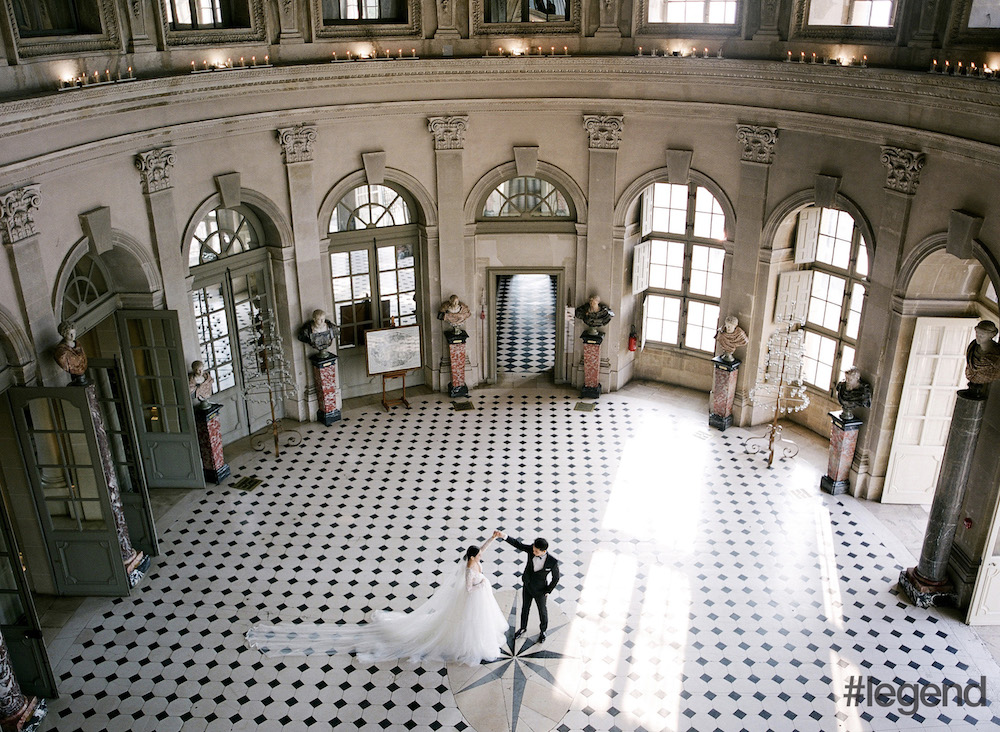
<box><xmin>783</xmin><ymin>206</ymin><xmax>869</xmax><ymax>391</ymax></box>
<box><xmin>482</xmin><ymin>177</ymin><xmax>571</xmax><ymax>219</ymax></box>
<box><xmin>330</xmin><ymin>184</ymin><xmax>411</xmax><ymax>232</ymax></box>
<box><xmin>636</xmin><ymin>182</ymin><xmax>728</xmax><ymax>352</ymax></box>
<box><xmin>61</xmin><ymin>252</ymin><xmax>113</xmax><ymax>324</ymax></box>
<box><xmin>188</xmin><ymin>208</ymin><xmax>260</xmax><ymax>268</ymax></box>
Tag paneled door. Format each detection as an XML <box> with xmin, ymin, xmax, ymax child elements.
<box><xmin>116</xmin><ymin>310</ymin><xmax>203</xmax><ymax>489</ymax></box>
<box><xmin>882</xmin><ymin>317</ymin><xmax>977</xmax><ymax>504</ymax></box>
<box><xmin>89</xmin><ymin>358</ymin><xmax>159</xmax><ymax>557</ymax></box>
<box><xmin>9</xmin><ymin>388</ymin><xmax>130</xmax><ymax>596</ymax></box>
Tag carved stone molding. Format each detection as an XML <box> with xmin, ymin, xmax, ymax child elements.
<box><xmin>880</xmin><ymin>147</ymin><xmax>926</xmax><ymax>195</ymax></box>
<box><xmin>583</xmin><ymin>115</ymin><xmax>624</xmax><ymax>150</ymax></box>
<box><xmin>311</xmin><ymin>0</ymin><xmax>421</xmax><ymax>38</ymax></box>
<box><xmin>277</xmin><ymin>125</ymin><xmax>318</xmax><ymax>163</ymax></box>
<box><xmin>135</xmin><ymin>148</ymin><xmax>176</xmax><ymax>194</ymax></box>
<box><xmin>736</xmin><ymin>125</ymin><xmax>778</xmax><ymax>164</ymax></box>
<box><xmin>0</xmin><ymin>186</ymin><xmax>41</xmax><ymax>246</ymax></box>
<box><xmin>3</xmin><ymin>0</ymin><xmax>121</xmax><ymax>58</ymax></box>
<box><xmin>156</xmin><ymin>0</ymin><xmax>266</xmax><ymax>45</ymax></box>
<box><xmin>427</xmin><ymin>116</ymin><xmax>469</xmax><ymax>150</ymax></box>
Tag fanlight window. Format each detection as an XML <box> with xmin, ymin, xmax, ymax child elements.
<box><xmin>189</xmin><ymin>208</ymin><xmax>260</xmax><ymax>267</ymax></box>
<box><xmin>62</xmin><ymin>253</ymin><xmax>111</xmax><ymax>322</ymax></box>
<box><xmin>482</xmin><ymin>177</ymin><xmax>571</xmax><ymax>219</ymax></box>
<box><xmin>330</xmin><ymin>185</ymin><xmax>412</xmax><ymax>233</ymax></box>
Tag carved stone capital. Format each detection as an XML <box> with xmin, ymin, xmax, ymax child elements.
<box><xmin>583</xmin><ymin>115</ymin><xmax>624</xmax><ymax>150</ymax></box>
<box><xmin>880</xmin><ymin>146</ymin><xmax>926</xmax><ymax>195</ymax></box>
<box><xmin>427</xmin><ymin>116</ymin><xmax>469</xmax><ymax>150</ymax></box>
<box><xmin>277</xmin><ymin>125</ymin><xmax>318</xmax><ymax>163</ymax></box>
<box><xmin>135</xmin><ymin>148</ymin><xmax>176</xmax><ymax>194</ymax></box>
<box><xmin>736</xmin><ymin>125</ymin><xmax>779</xmax><ymax>164</ymax></box>
<box><xmin>0</xmin><ymin>186</ymin><xmax>41</xmax><ymax>246</ymax></box>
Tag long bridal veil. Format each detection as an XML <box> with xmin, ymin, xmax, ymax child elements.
<box><xmin>247</xmin><ymin>562</ymin><xmax>502</xmax><ymax>665</ymax></box>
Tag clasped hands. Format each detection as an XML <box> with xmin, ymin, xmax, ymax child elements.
<box><xmin>492</xmin><ymin>529</ymin><xmax>505</xmax><ymax>539</ymax></box>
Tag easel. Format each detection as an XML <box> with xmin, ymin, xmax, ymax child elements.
<box><xmin>381</xmin><ymin>370</ymin><xmax>411</xmax><ymax>411</ymax></box>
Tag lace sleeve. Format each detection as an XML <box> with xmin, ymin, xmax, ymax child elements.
<box><xmin>466</xmin><ymin>568</ymin><xmax>486</xmax><ymax>592</ymax></box>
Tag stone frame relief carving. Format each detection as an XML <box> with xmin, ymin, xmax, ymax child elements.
<box><xmin>154</xmin><ymin>0</ymin><xmax>266</xmax><ymax>46</ymax></box>
<box><xmin>632</xmin><ymin>0</ymin><xmax>744</xmax><ymax>38</ymax></box>
<box><xmin>277</xmin><ymin>125</ymin><xmax>318</xmax><ymax>163</ymax></box>
<box><xmin>135</xmin><ymin>148</ymin><xmax>176</xmax><ymax>194</ymax></box>
<box><xmin>789</xmin><ymin>0</ymin><xmax>902</xmax><ymax>42</ymax></box>
<box><xmin>879</xmin><ymin>146</ymin><xmax>925</xmax><ymax>195</ymax></box>
<box><xmin>470</xmin><ymin>0</ymin><xmax>581</xmax><ymax>36</ymax></box>
<box><xmin>946</xmin><ymin>0</ymin><xmax>1000</xmax><ymax>45</ymax></box>
<box><xmin>735</xmin><ymin>124</ymin><xmax>778</xmax><ymax>164</ymax></box>
<box><xmin>310</xmin><ymin>0</ymin><xmax>422</xmax><ymax>38</ymax></box>
<box><xmin>1</xmin><ymin>0</ymin><xmax>122</xmax><ymax>59</ymax></box>
<box><xmin>427</xmin><ymin>116</ymin><xmax>469</xmax><ymax>150</ymax></box>
<box><xmin>0</xmin><ymin>185</ymin><xmax>41</xmax><ymax>246</ymax></box>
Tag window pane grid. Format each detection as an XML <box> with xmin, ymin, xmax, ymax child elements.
<box><xmin>802</xmin><ymin>331</ymin><xmax>837</xmax><ymax>390</ymax></box>
<box><xmin>649</xmin><ymin>0</ymin><xmax>736</xmax><ymax>23</ymax></box>
<box><xmin>644</xmin><ymin>294</ymin><xmax>681</xmax><ymax>345</ymax></box>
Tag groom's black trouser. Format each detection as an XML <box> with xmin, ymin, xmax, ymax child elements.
<box><xmin>520</xmin><ymin>587</ymin><xmax>548</xmax><ymax>633</ymax></box>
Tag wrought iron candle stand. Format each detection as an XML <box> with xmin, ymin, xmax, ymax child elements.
<box><xmin>241</xmin><ymin>303</ymin><xmax>301</xmax><ymax>457</ymax></box>
<box><xmin>744</xmin><ymin>315</ymin><xmax>810</xmax><ymax>467</ymax></box>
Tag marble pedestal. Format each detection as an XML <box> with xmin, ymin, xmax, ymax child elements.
<box><xmin>901</xmin><ymin>389</ymin><xmax>987</xmax><ymax>608</ymax></box>
<box><xmin>195</xmin><ymin>403</ymin><xmax>230</xmax><ymax>484</ymax></box>
<box><xmin>0</xmin><ymin>632</ymin><xmax>45</xmax><ymax>732</ymax></box>
<box><xmin>310</xmin><ymin>353</ymin><xmax>341</xmax><ymax>425</ymax></box>
<box><xmin>445</xmin><ymin>330</ymin><xmax>470</xmax><ymax>398</ymax></box>
<box><xmin>820</xmin><ymin>412</ymin><xmax>863</xmax><ymax>495</ymax></box>
<box><xmin>709</xmin><ymin>357</ymin><xmax>740</xmax><ymax>431</ymax></box>
<box><xmin>581</xmin><ymin>332</ymin><xmax>604</xmax><ymax>399</ymax></box>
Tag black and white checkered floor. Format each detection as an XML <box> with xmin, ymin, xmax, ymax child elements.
<box><xmin>496</xmin><ymin>275</ymin><xmax>556</xmax><ymax>374</ymax></box>
<box><xmin>41</xmin><ymin>382</ymin><xmax>1000</xmax><ymax>731</ymax></box>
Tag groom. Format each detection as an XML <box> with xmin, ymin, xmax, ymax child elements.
<box><xmin>494</xmin><ymin>530</ymin><xmax>560</xmax><ymax>642</ymax></box>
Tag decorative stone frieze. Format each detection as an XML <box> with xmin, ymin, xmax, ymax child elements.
<box><xmin>0</xmin><ymin>185</ymin><xmax>41</xmax><ymax>245</ymax></box>
<box><xmin>277</xmin><ymin>125</ymin><xmax>318</xmax><ymax>163</ymax></box>
<box><xmin>427</xmin><ymin>116</ymin><xmax>469</xmax><ymax>150</ymax></box>
<box><xmin>582</xmin><ymin>115</ymin><xmax>624</xmax><ymax>150</ymax></box>
<box><xmin>135</xmin><ymin>148</ymin><xmax>176</xmax><ymax>194</ymax></box>
<box><xmin>735</xmin><ymin>125</ymin><xmax>778</xmax><ymax>164</ymax></box>
<box><xmin>880</xmin><ymin>146</ymin><xmax>926</xmax><ymax>195</ymax></box>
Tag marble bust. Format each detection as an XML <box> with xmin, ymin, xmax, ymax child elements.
<box><xmin>52</xmin><ymin>320</ymin><xmax>89</xmax><ymax>385</ymax></box>
<box><xmin>188</xmin><ymin>361</ymin><xmax>214</xmax><ymax>407</ymax></box>
<box><xmin>575</xmin><ymin>295</ymin><xmax>615</xmax><ymax>335</ymax></box>
<box><xmin>298</xmin><ymin>309</ymin><xmax>339</xmax><ymax>358</ymax></box>
<box><xmin>836</xmin><ymin>367</ymin><xmax>872</xmax><ymax>420</ymax></box>
<box><xmin>715</xmin><ymin>316</ymin><xmax>749</xmax><ymax>362</ymax></box>
<box><xmin>438</xmin><ymin>295</ymin><xmax>471</xmax><ymax>333</ymax></box>
<box><xmin>965</xmin><ymin>320</ymin><xmax>1000</xmax><ymax>397</ymax></box>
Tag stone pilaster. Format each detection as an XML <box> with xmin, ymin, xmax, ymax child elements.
<box><xmin>595</xmin><ymin>0</ymin><xmax>622</xmax><ymax>38</ymax></box>
<box><xmin>853</xmin><ymin>147</ymin><xmax>924</xmax><ymax>499</ymax></box>
<box><xmin>434</xmin><ymin>0</ymin><xmax>461</xmax><ymax>39</ymax></box>
<box><xmin>124</xmin><ymin>0</ymin><xmax>153</xmax><ymax>51</ymax></box>
<box><xmin>753</xmin><ymin>0</ymin><xmax>781</xmax><ymax>40</ymax></box>
<box><xmin>428</xmin><ymin>116</ymin><xmax>475</xmax><ymax>388</ymax></box>
<box><xmin>276</xmin><ymin>0</ymin><xmax>304</xmax><ymax>43</ymax></box>
<box><xmin>728</xmin><ymin>125</ymin><xmax>778</xmax><ymax>425</ymax></box>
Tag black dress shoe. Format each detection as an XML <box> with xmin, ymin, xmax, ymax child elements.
<box><xmin>538</xmin><ymin>633</ymin><xmax>546</xmax><ymax>643</ymax></box>
<box><xmin>514</xmin><ymin>628</ymin><xmax>526</xmax><ymax>639</ymax></box>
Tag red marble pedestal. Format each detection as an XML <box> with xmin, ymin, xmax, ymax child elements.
<box><xmin>195</xmin><ymin>403</ymin><xmax>230</xmax><ymax>484</ymax></box>
<box><xmin>445</xmin><ymin>330</ymin><xmax>470</xmax><ymax>398</ymax></box>
<box><xmin>581</xmin><ymin>332</ymin><xmax>603</xmax><ymax>399</ymax></box>
<box><xmin>709</xmin><ymin>357</ymin><xmax>740</xmax><ymax>431</ymax></box>
<box><xmin>310</xmin><ymin>353</ymin><xmax>342</xmax><ymax>425</ymax></box>
<box><xmin>0</xmin><ymin>625</ymin><xmax>45</xmax><ymax>732</ymax></box>
<box><xmin>820</xmin><ymin>411</ymin><xmax>863</xmax><ymax>495</ymax></box>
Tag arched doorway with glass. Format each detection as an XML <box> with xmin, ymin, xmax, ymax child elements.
<box><xmin>187</xmin><ymin>205</ymin><xmax>280</xmax><ymax>443</ymax></box>
<box><xmin>323</xmin><ymin>183</ymin><xmax>424</xmax><ymax>399</ymax></box>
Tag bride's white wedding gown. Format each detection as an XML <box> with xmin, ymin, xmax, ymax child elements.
<box><xmin>246</xmin><ymin>538</ymin><xmax>508</xmax><ymax>666</ymax></box>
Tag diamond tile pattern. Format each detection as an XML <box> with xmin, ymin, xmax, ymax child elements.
<box><xmin>39</xmin><ymin>383</ymin><xmax>1000</xmax><ymax>731</ymax></box>
<box><xmin>496</xmin><ymin>274</ymin><xmax>557</xmax><ymax>374</ymax></box>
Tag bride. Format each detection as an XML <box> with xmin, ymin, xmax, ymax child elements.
<box><xmin>247</xmin><ymin>531</ymin><xmax>508</xmax><ymax>666</ymax></box>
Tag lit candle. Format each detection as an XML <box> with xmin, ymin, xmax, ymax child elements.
<box><xmin>861</xmin><ymin>55</ymin><xmax>867</xmax><ymax>67</ymax></box>
<box><xmin>945</xmin><ymin>60</ymin><xmax>950</xmax><ymax>73</ymax></box>
<box><xmin>498</xmin><ymin>47</ymin><xmax>502</xmax><ymax>56</ymax></box>
<box><xmin>412</xmin><ymin>49</ymin><xmax>416</xmax><ymax>57</ymax></box>
<box><xmin>128</xmin><ymin>66</ymin><xmax>132</xmax><ymax>78</ymax></box>
<box><xmin>811</xmin><ymin>52</ymin><xmax>817</xmax><ymax>63</ymax></box>
<box><xmin>347</xmin><ymin>51</ymin><xmax>352</xmax><ymax>60</ymax></box>
<box><xmin>704</xmin><ymin>47</ymin><xmax>708</xmax><ymax>58</ymax></box>
<box><xmin>93</xmin><ymin>71</ymin><xmax>100</xmax><ymax>82</ymax></box>
<box><xmin>930</xmin><ymin>58</ymin><xmax>937</xmax><ymax>73</ymax></box>
<box><xmin>191</xmin><ymin>61</ymin><xmax>196</xmax><ymax>72</ymax></box>
<box><xmin>398</xmin><ymin>48</ymin><xmax>403</xmax><ymax>58</ymax></box>
<box><xmin>105</xmin><ymin>69</ymin><xmax>111</xmax><ymax>81</ymax></box>
<box><xmin>252</xmin><ymin>56</ymin><xmax>256</xmax><ymax>66</ymax></box>
<box><xmin>786</xmin><ymin>51</ymin><xmax>791</xmax><ymax>62</ymax></box>
<box><xmin>564</xmin><ymin>46</ymin><xmax>568</xmax><ymax>55</ymax></box>
<box><xmin>958</xmin><ymin>61</ymin><xmax>964</xmax><ymax>75</ymax></box>
<box><xmin>241</xmin><ymin>56</ymin><xmax>245</xmax><ymax>66</ymax></box>
<box><xmin>550</xmin><ymin>46</ymin><xmax>555</xmax><ymax>55</ymax></box>
<box><xmin>800</xmin><ymin>52</ymin><xmax>805</xmax><ymax>63</ymax></box>
<box><xmin>227</xmin><ymin>57</ymin><xmax>231</xmax><ymax>67</ymax></box>
<box><xmin>638</xmin><ymin>46</ymin><xmax>643</xmax><ymax>56</ymax></box>
<box><xmin>264</xmin><ymin>55</ymin><xmax>269</xmax><ymax>64</ymax></box>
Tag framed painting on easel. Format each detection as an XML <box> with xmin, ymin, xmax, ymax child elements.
<box><xmin>365</xmin><ymin>325</ymin><xmax>423</xmax><ymax>410</ymax></box>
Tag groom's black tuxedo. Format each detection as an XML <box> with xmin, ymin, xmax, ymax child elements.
<box><xmin>504</xmin><ymin>536</ymin><xmax>559</xmax><ymax>634</ymax></box>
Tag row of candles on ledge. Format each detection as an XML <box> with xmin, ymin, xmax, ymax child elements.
<box><xmin>485</xmin><ymin>46</ymin><xmax>570</xmax><ymax>57</ymax></box>
<box><xmin>331</xmin><ymin>49</ymin><xmax>418</xmax><ymax>61</ymax></box>
<box><xmin>59</xmin><ymin>66</ymin><xmax>135</xmax><ymax>90</ymax></box>
<box><xmin>637</xmin><ymin>47</ymin><xmax>723</xmax><ymax>58</ymax></box>
<box><xmin>928</xmin><ymin>59</ymin><xmax>996</xmax><ymax>77</ymax></box>
<box><xmin>190</xmin><ymin>55</ymin><xmax>270</xmax><ymax>72</ymax></box>
<box><xmin>786</xmin><ymin>51</ymin><xmax>867</xmax><ymax>67</ymax></box>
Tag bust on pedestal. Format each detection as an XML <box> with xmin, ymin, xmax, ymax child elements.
<box><xmin>53</xmin><ymin>321</ymin><xmax>89</xmax><ymax>386</ymax></box>
<box><xmin>439</xmin><ymin>295</ymin><xmax>471</xmax><ymax>398</ymax></box>
<box><xmin>298</xmin><ymin>309</ymin><xmax>342</xmax><ymax>425</ymax></box>
<box><xmin>709</xmin><ymin>316</ymin><xmax>748</xmax><ymax>430</ymax></box>
<box><xmin>576</xmin><ymin>295</ymin><xmax>614</xmax><ymax>398</ymax></box>
<box><xmin>821</xmin><ymin>367</ymin><xmax>871</xmax><ymax>495</ymax></box>
<box><xmin>189</xmin><ymin>361</ymin><xmax>230</xmax><ymax>484</ymax></box>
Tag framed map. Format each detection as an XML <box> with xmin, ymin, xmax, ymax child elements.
<box><xmin>365</xmin><ymin>325</ymin><xmax>423</xmax><ymax>376</ymax></box>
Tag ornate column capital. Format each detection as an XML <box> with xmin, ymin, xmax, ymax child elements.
<box><xmin>135</xmin><ymin>148</ymin><xmax>176</xmax><ymax>194</ymax></box>
<box><xmin>427</xmin><ymin>116</ymin><xmax>469</xmax><ymax>150</ymax></box>
<box><xmin>276</xmin><ymin>124</ymin><xmax>318</xmax><ymax>163</ymax></box>
<box><xmin>583</xmin><ymin>115</ymin><xmax>624</xmax><ymax>150</ymax></box>
<box><xmin>0</xmin><ymin>185</ymin><xmax>41</xmax><ymax>246</ymax></box>
<box><xmin>736</xmin><ymin>125</ymin><xmax>779</xmax><ymax>164</ymax></box>
<box><xmin>880</xmin><ymin>146</ymin><xmax>926</xmax><ymax>195</ymax></box>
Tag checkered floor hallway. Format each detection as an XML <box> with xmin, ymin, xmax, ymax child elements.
<box><xmin>39</xmin><ymin>382</ymin><xmax>1000</xmax><ymax>731</ymax></box>
<box><xmin>496</xmin><ymin>274</ymin><xmax>557</xmax><ymax>374</ymax></box>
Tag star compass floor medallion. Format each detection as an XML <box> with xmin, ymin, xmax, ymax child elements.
<box><xmin>448</xmin><ymin>591</ymin><xmax>581</xmax><ymax>732</ymax></box>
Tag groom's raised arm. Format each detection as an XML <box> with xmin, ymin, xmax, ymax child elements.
<box><xmin>502</xmin><ymin>535</ymin><xmax>533</xmax><ymax>553</ymax></box>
